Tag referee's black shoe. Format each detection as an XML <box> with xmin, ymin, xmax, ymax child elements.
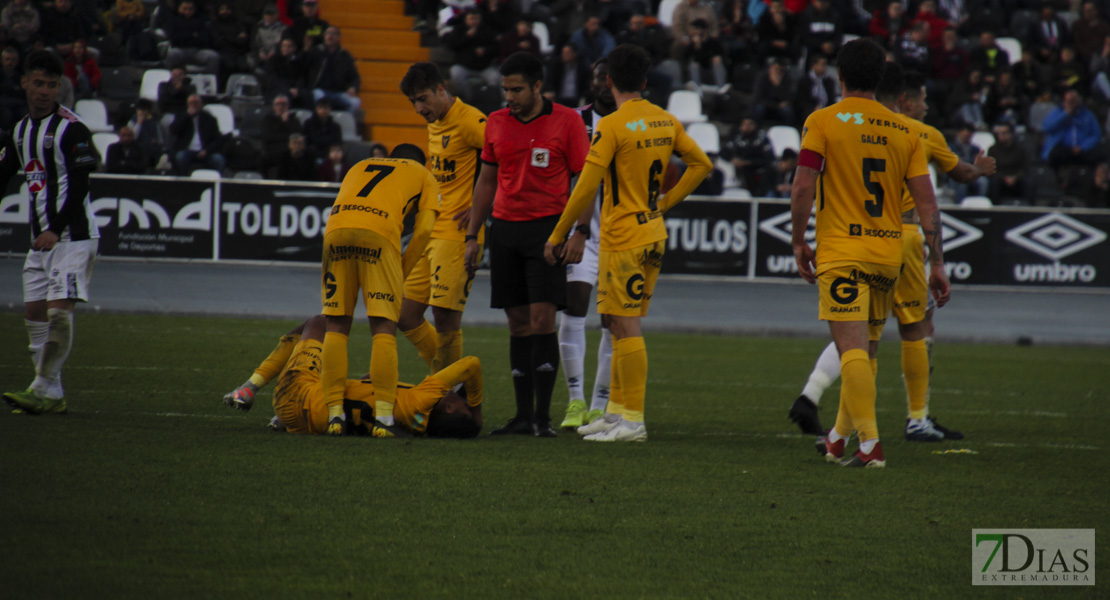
<box><xmin>490</xmin><ymin>417</ymin><xmax>533</xmax><ymax>435</ymax></box>
<box><xmin>533</xmin><ymin>421</ymin><xmax>558</xmax><ymax>438</ymax></box>
<box><xmin>789</xmin><ymin>395</ymin><xmax>825</xmax><ymax>436</ymax></box>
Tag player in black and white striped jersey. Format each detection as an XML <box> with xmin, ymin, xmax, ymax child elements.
<box><xmin>1</xmin><ymin>50</ymin><xmax>99</xmax><ymax>416</ymax></box>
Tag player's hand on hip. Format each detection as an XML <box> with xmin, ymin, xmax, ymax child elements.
<box><xmin>929</xmin><ymin>263</ymin><xmax>951</xmax><ymax>308</ymax></box>
<box><xmin>562</xmin><ymin>233</ymin><xmax>585</xmax><ymax>264</ymax></box>
<box><xmin>974</xmin><ymin>149</ymin><xmax>997</xmax><ymax>176</ymax></box>
<box><xmin>793</xmin><ymin>243</ymin><xmax>816</xmax><ymax>284</ymax></box>
<box><xmin>32</xmin><ymin>231</ymin><xmax>59</xmax><ymax>251</ymax></box>
<box><xmin>464</xmin><ymin>239</ymin><xmax>480</xmax><ymax>277</ymax></box>
<box><xmin>453</xmin><ymin>207</ymin><xmax>471</xmax><ymax>231</ymax></box>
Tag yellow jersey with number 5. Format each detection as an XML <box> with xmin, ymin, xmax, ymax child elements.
<box><xmin>799</xmin><ymin>96</ymin><xmax>928</xmax><ymax>269</ymax></box>
<box><xmin>588</xmin><ymin>98</ymin><xmax>700</xmax><ymax>251</ymax></box>
<box><xmin>325</xmin><ymin>158</ymin><xmax>440</xmax><ymax>252</ymax></box>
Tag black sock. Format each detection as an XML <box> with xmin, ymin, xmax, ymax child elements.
<box><xmin>532</xmin><ymin>332</ymin><xmax>559</xmax><ymax>424</ymax></box>
<box><xmin>509</xmin><ymin>335</ymin><xmax>534</xmax><ymax>422</ymax></box>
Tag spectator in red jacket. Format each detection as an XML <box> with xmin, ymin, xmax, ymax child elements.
<box><xmin>870</xmin><ymin>1</ymin><xmax>907</xmax><ymax>50</ymax></box>
<box><xmin>909</xmin><ymin>0</ymin><xmax>950</xmax><ymax>49</ymax></box>
<box><xmin>64</xmin><ymin>39</ymin><xmax>100</xmax><ymax>99</ymax></box>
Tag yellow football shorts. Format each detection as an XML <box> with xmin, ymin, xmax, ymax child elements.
<box><xmin>892</xmin><ymin>226</ymin><xmax>927</xmax><ymax>325</ymax></box>
<box><xmin>817</xmin><ymin>260</ymin><xmax>900</xmax><ymax>341</ymax></box>
<box><xmin>597</xmin><ymin>240</ymin><xmax>665</xmax><ymax>317</ymax></box>
<box><xmin>322</xmin><ymin>228</ymin><xmax>402</xmax><ymax>321</ymax></box>
<box><xmin>403</xmin><ymin>237</ymin><xmax>481</xmax><ymax>311</ymax></box>
<box><xmin>272</xmin><ymin>340</ymin><xmax>329</xmax><ymax>434</ymax></box>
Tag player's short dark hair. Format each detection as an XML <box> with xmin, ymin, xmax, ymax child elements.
<box><xmin>425</xmin><ymin>410</ymin><xmax>481</xmax><ymax>439</ymax></box>
<box><xmin>400</xmin><ymin>62</ymin><xmax>446</xmax><ymax>97</ymax></box>
<box><xmin>837</xmin><ymin>38</ymin><xmax>886</xmax><ymax>93</ymax></box>
<box><xmin>390</xmin><ymin>143</ymin><xmax>425</xmax><ymax>163</ymax></box>
<box><xmin>902</xmin><ymin>71</ymin><xmax>927</xmax><ymax>99</ymax></box>
<box><xmin>874</xmin><ymin>61</ymin><xmax>904</xmax><ymax>103</ymax></box>
<box><xmin>24</xmin><ymin>50</ymin><xmax>63</xmax><ymax>77</ymax></box>
<box><xmin>499</xmin><ymin>51</ymin><xmax>544</xmax><ymax>86</ymax></box>
<box><xmin>606</xmin><ymin>44</ymin><xmax>652</xmax><ymax>94</ymax></box>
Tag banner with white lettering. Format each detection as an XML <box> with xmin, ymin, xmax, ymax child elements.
<box><xmin>974</xmin><ymin>209</ymin><xmax>1110</xmax><ymax>287</ymax></box>
<box><xmin>93</xmin><ymin>176</ymin><xmax>215</xmax><ymax>258</ymax></box>
<box><xmin>217</xmin><ymin>181</ymin><xmax>338</xmax><ymax>262</ymax></box>
<box><xmin>660</xmin><ymin>200</ymin><xmax>751</xmax><ymax>275</ymax></box>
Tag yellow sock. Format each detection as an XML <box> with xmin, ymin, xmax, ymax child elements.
<box><xmin>402</xmin><ymin>320</ymin><xmax>438</xmax><ymax>370</ymax></box>
<box><xmin>434</xmin><ymin>329</ymin><xmax>463</xmax><ymax>373</ymax></box>
<box><xmin>253</xmin><ymin>333</ymin><xmax>301</xmax><ymax>385</ymax></box>
<box><xmin>370</xmin><ymin>333</ymin><xmax>398</xmax><ymax>420</ymax></box>
<box><xmin>614</xmin><ymin>337</ymin><xmax>647</xmax><ymax>423</ymax></box>
<box><xmin>605</xmin><ymin>334</ymin><xmax>624</xmax><ymax>417</ymax></box>
<box><xmin>322</xmin><ymin>332</ymin><xmax>348</xmax><ymax>418</ymax></box>
<box><xmin>840</xmin><ymin>348</ymin><xmax>878</xmax><ymax>442</ymax></box>
<box><xmin>902</xmin><ymin>339</ymin><xmax>929</xmax><ymax>419</ymax></box>
<box><xmin>870</xmin><ymin>358</ymin><xmax>878</xmax><ymax>377</ymax></box>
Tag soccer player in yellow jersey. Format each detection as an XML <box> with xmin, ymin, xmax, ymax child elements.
<box><xmin>319</xmin><ymin>144</ymin><xmax>439</xmax><ymax>436</ymax></box>
<box><xmin>222</xmin><ymin>314</ymin><xmax>484</xmax><ymax>438</ymax></box>
<box><xmin>397</xmin><ymin>63</ymin><xmax>487</xmax><ymax>374</ymax></box>
<box><xmin>790</xmin><ymin>41</ymin><xmax>950</xmax><ymax>467</ymax></box>
<box><xmin>788</xmin><ymin>69</ymin><xmax>994</xmax><ymax>443</ymax></box>
<box><xmin>544</xmin><ymin>44</ymin><xmax>713</xmax><ymax>442</ymax></box>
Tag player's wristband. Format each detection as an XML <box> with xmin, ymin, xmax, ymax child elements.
<box><xmin>574</xmin><ymin>224</ymin><xmax>590</xmax><ymax>238</ymax></box>
<box><xmin>465</xmin><ymin>234</ymin><xmax>478</xmax><ymax>241</ymax></box>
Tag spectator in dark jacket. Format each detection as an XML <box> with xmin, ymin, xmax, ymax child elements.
<box><xmin>212</xmin><ymin>1</ymin><xmax>251</xmax><ymax>84</ymax></box>
<box><xmin>0</xmin><ymin>46</ymin><xmax>27</xmax><ymax>130</ymax></box>
<box><xmin>306</xmin><ymin>26</ymin><xmax>361</xmax><ymax>112</ymax></box>
<box><xmin>987</xmin><ymin>122</ymin><xmax>1030</xmax><ymax>204</ymax></box>
<box><xmin>268</xmin><ymin>133</ymin><xmax>317</xmax><ymax>180</ymax></box>
<box><xmin>170</xmin><ymin>94</ymin><xmax>227</xmax><ymax>175</ymax></box>
<box><xmin>301</xmin><ymin>96</ymin><xmax>342</xmax><ymax>161</ymax></box>
<box><xmin>1027</xmin><ymin>4</ymin><xmax>1069</xmax><ymax>65</ymax></box>
<box><xmin>158</xmin><ymin>67</ymin><xmax>196</xmax><ymax>116</ymax></box>
<box><xmin>798</xmin><ymin>0</ymin><xmax>841</xmax><ymax>63</ymax></box>
<box><xmin>317</xmin><ymin>143</ymin><xmax>349</xmax><ymax>182</ymax></box>
<box><xmin>751</xmin><ymin>61</ymin><xmax>796</xmax><ymax>126</ymax></box>
<box><xmin>543</xmin><ymin>44</ymin><xmax>590</xmax><ymax>107</ymax></box>
<box><xmin>724</xmin><ymin>117</ymin><xmax>776</xmax><ymax>195</ymax></box>
<box><xmin>499</xmin><ymin>19</ymin><xmax>542</xmax><ymax>63</ymax></box>
<box><xmin>262</xmin><ymin>37</ymin><xmax>309</xmax><ymax>107</ymax></box>
<box><xmin>289</xmin><ymin>0</ymin><xmax>329</xmax><ymax>50</ymax></box>
<box><xmin>105</xmin><ymin>126</ymin><xmax>149</xmax><ymax>175</ymax></box>
<box><xmin>127</xmin><ymin>99</ymin><xmax>167</xmax><ymax>170</ymax></box>
<box><xmin>260</xmin><ymin>93</ymin><xmax>303</xmax><ymax>169</ymax></box>
<box><xmin>442</xmin><ymin>10</ymin><xmax>499</xmax><ymax>101</ymax></box>
<box><xmin>795</xmin><ymin>55</ymin><xmax>839</xmax><ymax>119</ymax></box>
<box><xmin>39</xmin><ymin>0</ymin><xmax>87</xmax><ymax>51</ymax></box>
<box><xmin>251</xmin><ymin>4</ymin><xmax>286</xmax><ymax>67</ymax></box>
<box><xmin>968</xmin><ymin>31</ymin><xmax>1010</xmax><ymax>85</ymax></box>
<box><xmin>164</xmin><ymin>0</ymin><xmax>221</xmax><ymax>74</ymax></box>
<box><xmin>758</xmin><ymin>0</ymin><xmax>800</xmax><ymax>61</ymax></box>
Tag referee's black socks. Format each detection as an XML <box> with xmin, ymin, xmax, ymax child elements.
<box><xmin>509</xmin><ymin>335</ymin><xmax>534</xmax><ymax>422</ymax></box>
<box><xmin>532</xmin><ymin>332</ymin><xmax>559</xmax><ymax>425</ymax></box>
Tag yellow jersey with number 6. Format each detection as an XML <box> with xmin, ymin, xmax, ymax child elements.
<box><xmin>588</xmin><ymin>98</ymin><xmax>700</xmax><ymax>251</ymax></box>
<box><xmin>800</xmin><ymin>96</ymin><xmax>928</xmax><ymax>269</ymax></box>
<box><xmin>325</xmin><ymin>158</ymin><xmax>440</xmax><ymax>252</ymax></box>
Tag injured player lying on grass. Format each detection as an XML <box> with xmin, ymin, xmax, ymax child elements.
<box><xmin>221</xmin><ymin>314</ymin><xmax>483</xmax><ymax>438</ymax></box>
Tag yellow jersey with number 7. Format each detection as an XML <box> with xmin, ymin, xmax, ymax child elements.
<box><xmin>325</xmin><ymin>158</ymin><xmax>440</xmax><ymax>252</ymax></box>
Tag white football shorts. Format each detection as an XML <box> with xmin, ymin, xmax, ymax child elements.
<box><xmin>23</xmin><ymin>238</ymin><xmax>98</xmax><ymax>303</ymax></box>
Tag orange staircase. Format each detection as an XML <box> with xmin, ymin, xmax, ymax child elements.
<box><xmin>319</xmin><ymin>0</ymin><xmax>429</xmax><ymax>151</ymax></box>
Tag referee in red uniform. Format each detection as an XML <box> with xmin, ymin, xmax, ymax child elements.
<box><xmin>464</xmin><ymin>52</ymin><xmax>590</xmax><ymax>437</ymax></box>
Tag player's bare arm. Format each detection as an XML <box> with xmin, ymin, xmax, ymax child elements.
<box><xmin>545</xmin><ymin>162</ymin><xmax>605</xmax><ymax>265</ymax></box>
<box><xmin>465</xmin><ymin>162</ymin><xmax>498</xmax><ymax>275</ymax></box>
<box><xmin>789</xmin><ymin>165</ymin><xmax>820</xmax><ymax>284</ymax></box>
<box><xmin>946</xmin><ymin>149</ymin><xmax>997</xmax><ymax>183</ymax></box>
<box><xmin>905</xmin><ymin>174</ymin><xmax>951</xmax><ymax>307</ymax></box>
<box><xmin>562</xmin><ymin>182</ymin><xmax>596</xmax><ymax>265</ymax></box>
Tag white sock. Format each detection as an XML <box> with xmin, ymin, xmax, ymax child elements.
<box><xmin>603</xmin><ymin>412</ymin><xmax>621</xmax><ymax>423</ymax></box>
<box><xmin>590</xmin><ymin>327</ymin><xmax>613</xmax><ymax>412</ymax></box>
<box><xmin>621</xmin><ymin>417</ymin><xmax>642</xmax><ymax>428</ymax></box>
<box><xmin>377</xmin><ymin>414</ymin><xmax>394</xmax><ymax>426</ymax></box>
<box><xmin>859</xmin><ymin>438</ymin><xmax>878</xmax><ymax>455</ymax></box>
<box><xmin>26</xmin><ymin>319</ymin><xmax>49</xmax><ymax>369</ymax></box>
<box><xmin>826</xmin><ymin>429</ymin><xmax>846</xmax><ymax>444</ymax></box>
<box><xmin>907</xmin><ymin>417</ymin><xmax>928</xmax><ymax>430</ymax></box>
<box><xmin>558</xmin><ymin>313</ymin><xmax>587</xmax><ymax>401</ymax></box>
<box><xmin>801</xmin><ymin>341</ymin><xmax>841</xmax><ymax>406</ymax></box>
<box><xmin>33</xmin><ymin>309</ymin><xmax>73</xmax><ymax>398</ymax></box>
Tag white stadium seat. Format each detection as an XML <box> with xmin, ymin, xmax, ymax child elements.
<box><xmin>203</xmin><ymin>103</ymin><xmax>237</xmax><ymax>136</ymax></box>
<box><xmin>685</xmin><ymin>122</ymin><xmax>720</xmax><ymax>154</ymax></box>
<box><xmin>75</xmin><ymin>99</ymin><xmax>114</xmax><ymax>133</ymax></box>
<box><xmin>971</xmin><ymin>131</ymin><xmax>996</xmax><ymax>153</ymax></box>
<box><xmin>960</xmin><ymin>196</ymin><xmax>993</xmax><ymax>208</ymax></box>
<box><xmin>767</xmin><ymin>125</ymin><xmax>801</xmax><ymax>158</ymax></box>
<box><xmin>91</xmin><ymin>132</ymin><xmax>119</xmax><ymax>162</ymax></box>
<box><xmin>140</xmin><ymin>68</ymin><xmax>171</xmax><ymax>102</ymax></box>
<box><xmin>657</xmin><ymin>0</ymin><xmax>682</xmax><ymax>28</ymax></box>
<box><xmin>995</xmin><ymin>37</ymin><xmax>1022</xmax><ymax>64</ymax></box>
<box><xmin>532</xmin><ymin>22</ymin><xmax>554</xmax><ymax>55</ymax></box>
<box><xmin>665</xmin><ymin>90</ymin><xmax>707</xmax><ymax>125</ymax></box>
<box><xmin>190</xmin><ymin>169</ymin><xmax>222</xmax><ymax>180</ymax></box>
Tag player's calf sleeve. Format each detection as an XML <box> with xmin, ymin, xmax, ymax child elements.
<box><xmin>33</xmin><ymin>309</ymin><xmax>73</xmax><ymax>397</ymax></box>
<box><xmin>322</xmin><ymin>332</ymin><xmax>348</xmax><ymax>417</ymax></box>
<box><xmin>840</xmin><ymin>348</ymin><xmax>878</xmax><ymax>442</ymax></box>
<box><xmin>802</xmin><ymin>341</ymin><xmax>841</xmax><ymax>405</ymax></box>
<box><xmin>532</xmin><ymin>332</ymin><xmax>559</xmax><ymax>423</ymax></box>
<box><xmin>509</xmin><ymin>335</ymin><xmax>534</xmax><ymax>421</ymax></box>
<box><xmin>614</xmin><ymin>337</ymin><xmax>647</xmax><ymax>424</ymax></box>
<box><xmin>591</xmin><ymin>327</ymin><xmax>613</xmax><ymax>412</ymax></box>
<box><xmin>558</xmin><ymin>314</ymin><xmax>587</xmax><ymax>401</ymax></box>
<box><xmin>253</xmin><ymin>333</ymin><xmax>301</xmax><ymax>387</ymax></box>
<box><xmin>370</xmin><ymin>334</ymin><xmax>399</xmax><ymax>423</ymax></box>
<box><xmin>901</xmin><ymin>339</ymin><xmax>929</xmax><ymax>419</ymax></box>
<box><xmin>402</xmin><ymin>320</ymin><xmax>438</xmax><ymax>370</ymax></box>
<box><xmin>26</xmin><ymin>319</ymin><xmax>48</xmax><ymax>371</ymax></box>
<box><xmin>433</xmin><ymin>329</ymin><xmax>462</xmax><ymax>374</ymax></box>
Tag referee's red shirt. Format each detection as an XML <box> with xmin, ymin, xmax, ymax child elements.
<box><xmin>480</xmin><ymin>100</ymin><xmax>589</xmax><ymax>221</ymax></box>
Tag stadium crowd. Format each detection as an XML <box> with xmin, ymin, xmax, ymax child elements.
<box><xmin>1</xmin><ymin>0</ymin><xmax>1109</xmax><ymax>204</ymax></box>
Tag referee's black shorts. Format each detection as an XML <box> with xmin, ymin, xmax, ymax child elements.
<box><xmin>487</xmin><ymin>214</ymin><xmax>566</xmax><ymax>310</ymax></box>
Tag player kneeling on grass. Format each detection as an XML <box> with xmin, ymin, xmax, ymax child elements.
<box><xmin>222</xmin><ymin>315</ymin><xmax>483</xmax><ymax>438</ymax></box>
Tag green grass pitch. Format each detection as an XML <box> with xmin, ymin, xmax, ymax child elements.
<box><xmin>1</xmin><ymin>312</ymin><xmax>1106</xmax><ymax>598</ymax></box>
